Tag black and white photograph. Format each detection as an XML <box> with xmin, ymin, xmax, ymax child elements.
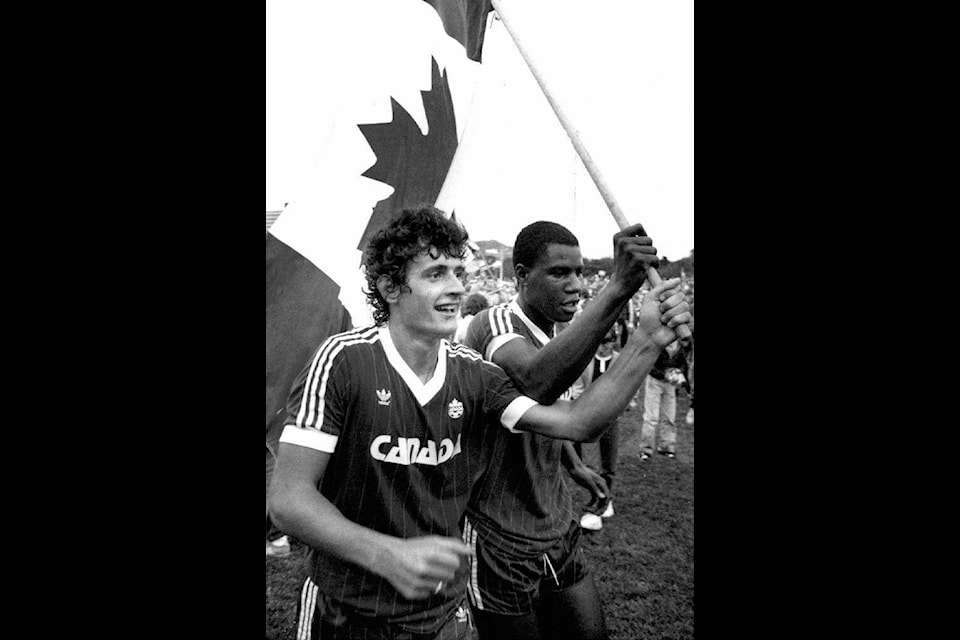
<box><xmin>266</xmin><ymin>2</ymin><xmax>694</xmax><ymax>638</ymax></box>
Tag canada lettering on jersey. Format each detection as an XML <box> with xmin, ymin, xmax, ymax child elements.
<box><xmin>370</xmin><ymin>433</ymin><xmax>462</xmax><ymax>466</ymax></box>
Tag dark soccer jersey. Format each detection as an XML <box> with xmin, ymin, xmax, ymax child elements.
<box><xmin>462</xmin><ymin>300</ymin><xmax>579</xmax><ymax>555</ymax></box>
<box><xmin>279</xmin><ymin>325</ymin><xmax>535</xmax><ymax>633</ymax></box>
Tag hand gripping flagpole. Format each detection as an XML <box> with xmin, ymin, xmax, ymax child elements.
<box><xmin>489</xmin><ymin>0</ymin><xmax>692</xmax><ymax>344</ymax></box>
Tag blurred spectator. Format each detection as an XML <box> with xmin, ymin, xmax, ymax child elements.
<box><xmin>639</xmin><ymin>339</ymin><xmax>691</xmax><ymax>460</ymax></box>
<box><xmin>464</xmin><ymin>265</ymin><xmax>516</xmax><ymax>307</ymax></box>
<box><xmin>454</xmin><ymin>293</ymin><xmax>490</xmax><ymax>343</ymax></box>
<box><xmin>684</xmin><ymin>317</ymin><xmax>695</xmax><ymax>425</ymax></box>
<box><xmin>570</xmin><ymin>327</ymin><xmax>622</xmax><ymax>531</ymax></box>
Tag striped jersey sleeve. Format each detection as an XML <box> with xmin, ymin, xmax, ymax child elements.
<box><xmin>463</xmin><ymin>303</ymin><xmax>523</xmax><ymax>362</ymax></box>
<box><xmin>460</xmin><ymin>302</ymin><xmax>580</xmax><ymax>553</ymax></box>
<box><xmin>279</xmin><ymin>327</ymin><xmax>377</xmax><ymax>453</ymax></box>
<box><xmin>445</xmin><ymin>342</ymin><xmax>538</xmax><ymax>432</ymax></box>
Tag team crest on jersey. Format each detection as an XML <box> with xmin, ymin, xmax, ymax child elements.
<box><xmin>376</xmin><ymin>389</ymin><xmax>391</xmax><ymax>406</ymax></box>
<box><xmin>448</xmin><ymin>399</ymin><xmax>464</xmax><ymax>419</ymax></box>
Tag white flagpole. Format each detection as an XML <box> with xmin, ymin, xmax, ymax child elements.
<box><xmin>489</xmin><ymin>0</ymin><xmax>691</xmax><ymax>343</ymax></box>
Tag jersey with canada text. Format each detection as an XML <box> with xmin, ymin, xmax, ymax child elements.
<box><xmin>279</xmin><ymin>325</ymin><xmax>536</xmax><ymax>634</ymax></box>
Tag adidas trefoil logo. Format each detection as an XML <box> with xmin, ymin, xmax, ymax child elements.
<box><xmin>377</xmin><ymin>389</ymin><xmax>391</xmax><ymax>406</ymax></box>
<box><xmin>448</xmin><ymin>399</ymin><xmax>464</xmax><ymax>419</ymax></box>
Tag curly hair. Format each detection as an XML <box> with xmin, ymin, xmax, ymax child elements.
<box><xmin>363</xmin><ymin>206</ymin><xmax>469</xmax><ymax>325</ymax></box>
<box><xmin>512</xmin><ymin>221</ymin><xmax>579</xmax><ymax>271</ymax></box>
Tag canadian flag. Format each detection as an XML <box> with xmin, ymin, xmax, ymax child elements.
<box><xmin>266</xmin><ymin>1</ymin><xmax>492</xmax><ymax>444</ymax></box>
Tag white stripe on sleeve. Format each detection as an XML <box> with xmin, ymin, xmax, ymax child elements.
<box><xmin>485</xmin><ymin>333</ymin><xmax>521</xmax><ymax>362</ymax></box>
<box><xmin>491</xmin><ymin>307</ymin><xmax>506</xmax><ymax>335</ymax></box>
<box><xmin>298</xmin><ymin>328</ymin><xmax>378</xmax><ymax>430</ymax></box>
<box><xmin>499</xmin><ymin>396</ymin><xmax>539</xmax><ymax>434</ymax></box>
<box><xmin>297</xmin><ymin>577</ymin><xmax>318</xmax><ymax>640</ymax></box>
<box><xmin>279</xmin><ymin>424</ymin><xmax>338</xmax><ymax>452</ymax></box>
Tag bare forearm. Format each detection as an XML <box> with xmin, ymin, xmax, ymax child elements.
<box><xmin>271</xmin><ymin>479</ymin><xmax>472</xmax><ymax>600</ymax></box>
<box><xmin>519</xmin><ymin>284</ymin><xmax>630</xmax><ymax>402</ymax></box>
<box><xmin>518</xmin><ymin>334</ymin><xmax>660</xmax><ymax>441</ymax></box>
<box><xmin>270</xmin><ymin>483</ymin><xmax>393</xmax><ymax>573</ymax></box>
<box><xmin>571</xmin><ymin>338</ymin><xmax>657</xmax><ymax>437</ymax></box>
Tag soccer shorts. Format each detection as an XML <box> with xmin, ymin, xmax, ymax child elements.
<box><xmin>462</xmin><ymin>516</ymin><xmax>589</xmax><ymax>616</ymax></box>
<box><xmin>294</xmin><ymin>578</ymin><xmax>473</xmax><ymax>640</ymax></box>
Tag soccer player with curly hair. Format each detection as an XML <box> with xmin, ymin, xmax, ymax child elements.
<box><xmin>269</xmin><ymin>206</ymin><xmax>690</xmax><ymax>640</ymax></box>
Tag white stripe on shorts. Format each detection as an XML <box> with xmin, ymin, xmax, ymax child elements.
<box><xmin>463</xmin><ymin>517</ymin><xmax>484</xmax><ymax>611</ymax></box>
<box><xmin>297</xmin><ymin>576</ymin><xmax>318</xmax><ymax>640</ymax></box>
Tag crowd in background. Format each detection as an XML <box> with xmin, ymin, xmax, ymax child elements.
<box><xmin>462</xmin><ymin>266</ymin><xmax>517</xmax><ymax>306</ymax></box>
<box><xmin>269</xmin><ymin>258</ymin><xmax>695</xmax><ymax>558</ymax></box>
<box><xmin>457</xmin><ymin>261</ymin><xmax>696</xmax><ymax>537</ymax></box>
<box><xmin>464</xmin><ymin>263</ymin><xmax>695</xmax><ymax>329</ymax></box>
<box><xmin>458</xmin><ymin>260</ymin><xmax>695</xmax><ymax>432</ymax></box>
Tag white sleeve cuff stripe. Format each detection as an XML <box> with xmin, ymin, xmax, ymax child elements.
<box><xmin>486</xmin><ymin>333</ymin><xmax>521</xmax><ymax>361</ymax></box>
<box><xmin>500</xmin><ymin>396</ymin><xmax>538</xmax><ymax>434</ymax></box>
<box><xmin>279</xmin><ymin>425</ymin><xmax>339</xmax><ymax>452</ymax></box>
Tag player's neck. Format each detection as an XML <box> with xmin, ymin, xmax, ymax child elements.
<box><xmin>517</xmin><ymin>293</ymin><xmax>554</xmax><ymax>336</ymax></box>
<box><xmin>387</xmin><ymin>322</ymin><xmax>441</xmax><ymax>383</ymax></box>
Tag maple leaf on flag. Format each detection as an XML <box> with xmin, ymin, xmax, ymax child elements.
<box><xmin>267</xmin><ymin>0</ymin><xmax>492</xmax><ymax>451</ymax></box>
<box><xmin>356</xmin><ymin>57</ymin><xmax>459</xmax><ymax>251</ymax></box>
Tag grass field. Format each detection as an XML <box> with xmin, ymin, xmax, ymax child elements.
<box><xmin>266</xmin><ymin>392</ymin><xmax>694</xmax><ymax>640</ymax></box>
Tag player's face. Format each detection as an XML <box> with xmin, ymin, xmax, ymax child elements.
<box><xmin>392</xmin><ymin>249</ymin><xmax>467</xmax><ymax>339</ymax></box>
<box><xmin>521</xmin><ymin>243</ymin><xmax>584</xmax><ymax>325</ymax></box>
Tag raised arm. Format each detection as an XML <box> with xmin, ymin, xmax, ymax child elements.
<box><xmin>515</xmin><ymin>278</ymin><xmax>690</xmax><ymax>441</ymax></box>
<box><xmin>268</xmin><ymin>443</ymin><xmax>472</xmax><ymax>600</ymax></box>
<box><xmin>494</xmin><ymin>224</ymin><xmax>659</xmax><ymax>403</ymax></box>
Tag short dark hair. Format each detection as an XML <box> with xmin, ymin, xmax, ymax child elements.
<box><xmin>363</xmin><ymin>205</ymin><xmax>469</xmax><ymax>325</ymax></box>
<box><xmin>462</xmin><ymin>292</ymin><xmax>489</xmax><ymax>317</ymax></box>
<box><xmin>512</xmin><ymin>221</ymin><xmax>579</xmax><ymax>270</ymax></box>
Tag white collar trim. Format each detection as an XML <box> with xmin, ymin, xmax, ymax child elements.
<box><xmin>509</xmin><ymin>298</ymin><xmax>553</xmax><ymax>345</ymax></box>
<box><xmin>378</xmin><ymin>325</ymin><xmax>447</xmax><ymax>406</ymax></box>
